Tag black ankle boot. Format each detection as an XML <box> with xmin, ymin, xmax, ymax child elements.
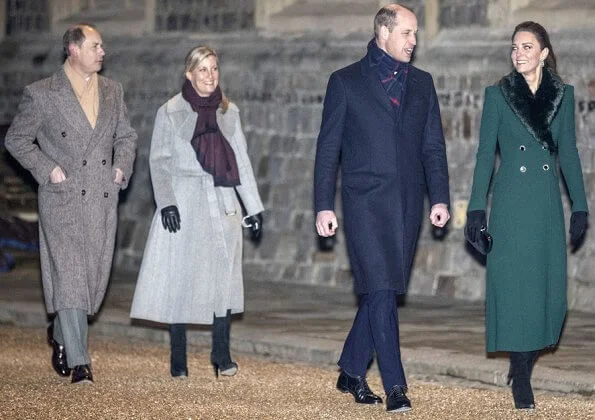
<box><xmin>508</xmin><ymin>352</ymin><xmax>535</xmax><ymax>409</ymax></box>
<box><xmin>169</xmin><ymin>324</ymin><xmax>187</xmax><ymax>377</ymax></box>
<box><xmin>211</xmin><ymin>310</ymin><xmax>237</xmax><ymax>378</ymax></box>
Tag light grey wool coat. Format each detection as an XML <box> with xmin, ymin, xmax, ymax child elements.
<box><xmin>130</xmin><ymin>93</ymin><xmax>264</xmax><ymax>325</ymax></box>
<box><xmin>5</xmin><ymin>68</ymin><xmax>137</xmax><ymax>315</ymax></box>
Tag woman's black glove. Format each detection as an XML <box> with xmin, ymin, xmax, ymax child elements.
<box><xmin>464</xmin><ymin>210</ymin><xmax>487</xmax><ymax>244</ymax></box>
<box><xmin>161</xmin><ymin>205</ymin><xmax>181</xmax><ymax>233</ymax></box>
<box><xmin>569</xmin><ymin>211</ymin><xmax>588</xmax><ymax>248</ymax></box>
<box><xmin>244</xmin><ymin>213</ymin><xmax>263</xmax><ymax>245</ymax></box>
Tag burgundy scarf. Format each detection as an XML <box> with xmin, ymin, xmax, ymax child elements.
<box><xmin>182</xmin><ymin>80</ymin><xmax>240</xmax><ymax>186</ymax></box>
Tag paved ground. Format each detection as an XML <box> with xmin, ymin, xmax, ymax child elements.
<box><xmin>1</xmin><ymin>250</ymin><xmax>594</xmax><ymax>399</ymax></box>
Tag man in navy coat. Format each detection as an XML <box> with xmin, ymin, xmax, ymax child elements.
<box><xmin>314</xmin><ymin>4</ymin><xmax>450</xmax><ymax>413</ymax></box>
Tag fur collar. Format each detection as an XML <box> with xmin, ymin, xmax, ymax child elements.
<box><xmin>499</xmin><ymin>68</ymin><xmax>564</xmax><ymax>154</ymax></box>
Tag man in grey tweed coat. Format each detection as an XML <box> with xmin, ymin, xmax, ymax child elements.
<box><xmin>5</xmin><ymin>23</ymin><xmax>137</xmax><ymax>384</ymax></box>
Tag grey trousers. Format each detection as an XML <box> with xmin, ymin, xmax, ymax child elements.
<box><xmin>52</xmin><ymin>309</ymin><xmax>90</xmax><ymax>368</ymax></box>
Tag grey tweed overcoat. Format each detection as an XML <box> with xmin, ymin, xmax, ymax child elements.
<box><xmin>130</xmin><ymin>93</ymin><xmax>264</xmax><ymax>324</ymax></box>
<box><xmin>5</xmin><ymin>67</ymin><xmax>137</xmax><ymax>315</ymax></box>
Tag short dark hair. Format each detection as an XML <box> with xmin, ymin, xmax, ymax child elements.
<box><xmin>374</xmin><ymin>5</ymin><xmax>415</xmax><ymax>38</ymax></box>
<box><xmin>512</xmin><ymin>21</ymin><xmax>558</xmax><ymax>75</ymax></box>
<box><xmin>62</xmin><ymin>23</ymin><xmax>98</xmax><ymax>56</ymax></box>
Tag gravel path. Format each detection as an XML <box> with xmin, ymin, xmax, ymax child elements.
<box><xmin>1</xmin><ymin>325</ymin><xmax>592</xmax><ymax>419</ymax></box>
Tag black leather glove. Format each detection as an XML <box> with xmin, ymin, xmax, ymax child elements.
<box><xmin>465</xmin><ymin>210</ymin><xmax>487</xmax><ymax>244</ymax></box>
<box><xmin>569</xmin><ymin>211</ymin><xmax>588</xmax><ymax>248</ymax></box>
<box><xmin>161</xmin><ymin>205</ymin><xmax>180</xmax><ymax>233</ymax></box>
<box><xmin>244</xmin><ymin>213</ymin><xmax>263</xmax><ymax>245</ymax></box>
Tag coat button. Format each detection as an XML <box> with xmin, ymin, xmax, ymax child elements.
<box><xmin>61</xmin><ymin>131</ymin><xmax>67</xmax><ymax>137</ymax></box>
<box><xmin>520</xmin><ymin>166</ymin><xmax>527</xmax><ymax>173</ymax></box>
<box><xmin>102</xmin><ymin>159</ymin><xmax>107</xmax><ymax>165</ymax></box>
<box><xmin>543</xmin><ymin>164</ymin><xmax>549</xmax><ymax>171</ymax></box>
<box><xmin>113</xmin><ymin>133</ymin><xmax>117</xmax><ymax>139</ymax></box>
<box><xmin>104</xmin><ymin>192</ymin><xmax>109</xmax><ymax>198</ymax></box>
<box><xmin>81</xmin><ymin>189</ymin><xmax>86</xmax><ymax>196</ymax></box>
<box><xmin>519</xmin><ymin>145</ymin><xmax>526</xmax><ymax>151</ymax></box>
<box><xmin>82</xmin><ymin>160</ymin><xmax>87</xmax><ymax>166</ymax></box>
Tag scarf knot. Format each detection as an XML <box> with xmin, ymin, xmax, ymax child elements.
<box><xmin>182</xmin><ymin>80</ymin><xmax>240</xmax><ymax>186</ymax></box>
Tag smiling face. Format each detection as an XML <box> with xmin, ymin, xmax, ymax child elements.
<box><xmin>511</xmin><ymin>31</ymin><xmax>549</xmax><ymax>77</ymax></box>
<box><xmin>378</xmin><ymin>8</ymin><xmax>417</xmax><ymax>63</ymax></box>
<box><xmin>69</xmin><ymin>26</ymin><xmax>105</xmax><ymax>78</ymax></box>
<box><xmin>185</xmin><ymin>54</ymin><xmax>219</xmax><ymax>97</ymax></box>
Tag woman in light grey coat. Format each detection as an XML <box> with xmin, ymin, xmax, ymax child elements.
<box><xmin>130</xmin><ymin>46</ymin><xmax>264</xmax><ymax>378</ymax></box>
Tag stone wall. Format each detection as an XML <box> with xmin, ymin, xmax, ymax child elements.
<box><xmin>155</xmin><ymin>0</ymin><xmax>255</xmax><ymax>32</ymax></box>
<box><xmin>439</xmin><ymin>0</ymin><xmax>487</xmax><ymax>28</ymax></box>
<box><xmin>5</xmin><ymin>0</ymin><xmax>49</xmax><ymax>35</ymax></box>
<box><xmin>1</xmin><ymin>26</ymin><xmax>593</xmax><ymax>312</ymax></box>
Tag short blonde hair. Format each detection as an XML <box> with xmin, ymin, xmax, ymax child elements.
<box><xmin>184</xmin><ymin>46</ymin><xmax>230</xmax><ymax>112</ymax></box>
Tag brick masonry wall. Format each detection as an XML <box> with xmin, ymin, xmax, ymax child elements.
<box><xmin>1</xmin><ymin>29</ymin><xmax>593</xmax><ymax>312</ymax></box>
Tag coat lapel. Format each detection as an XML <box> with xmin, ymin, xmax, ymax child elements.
<box><xmin>49</xmin><ymin>68</ymin><xmax>94</xmax><ymax>143</ymax></box>
<box><xmin>169</xmin><ymin>95</ymin><xmax>198</xmax><ymax>141</ymax></box>
<box><xmin>359</xmin><ymin>58</ymin><xmax>396</xmax><ymax>122</ymax></box>
<box><xmin>398</xmin><ymin>70</ymin><xmax>420</xmax><ymax>126</ymax></box>
<box><xmin>85</xmin><ymin>76</ymin><xmax>116</xmax><ymax>153</ymax></box>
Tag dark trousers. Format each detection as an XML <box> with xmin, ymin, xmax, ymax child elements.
<box><xmin>54</xmin><ymin>308</ymin><xmax>90</xmax><ymax>368</ymax></box>
<box><xmin>338</xmin><ymin>290</ymin><xmax>406</xmax><ymax>393</ymax></box>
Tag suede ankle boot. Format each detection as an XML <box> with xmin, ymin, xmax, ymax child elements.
<box><xmin>211</xmin><ymin>310</ymin><xmax>237</xmax><ymax>377</ymax></box>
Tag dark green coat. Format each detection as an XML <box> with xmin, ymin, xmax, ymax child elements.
<box><xmin>468</xmin><ymin>71</ymin><xmax>588</xmax><ymax>352</ymax></box>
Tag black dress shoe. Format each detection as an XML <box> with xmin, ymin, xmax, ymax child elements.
<box><xmin>71</xmin><ymin>365</ymin><xmax>94</xmax><ymax>384</ymax></box>
<box><xmin>386</xmin><ymin>385</ymin><xmax>412</xmax><ymax>413</ymax></box>
<box><xmin>47</xmin><ymin>325</ymin><xmax>71</xmax><ymax>377</ymax></box>
<box><xmin>336</xmin><ymin>371</ymin><xmax>383</xmax><ymax>404</ymax></box>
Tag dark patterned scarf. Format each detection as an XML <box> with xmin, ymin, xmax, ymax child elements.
<box><xmin>367</xmin><ymin>38</ymin><xmax>409</xmax><ymax>109</ymax></box>
<box><xmin>182</xmin><ymin>80</ymin><xmax>240</xmax><ymax>186</ymax></box>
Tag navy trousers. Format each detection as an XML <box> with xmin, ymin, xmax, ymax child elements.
<box><xmin>338</xmin><ymin>290</ymin><xmax>406</xmax><ymax>393</ymax></box>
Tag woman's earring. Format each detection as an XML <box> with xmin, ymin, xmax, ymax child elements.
<box><xmin>540</xmin><ymin>60</ymin><xmax>544</xmax><ymax>67</ymax></box>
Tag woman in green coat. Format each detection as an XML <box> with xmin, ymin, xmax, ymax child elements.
<box><xmin>465</xmin><ymin>21</ymin><xmax>588</xmax><ymax>410</ymax></box>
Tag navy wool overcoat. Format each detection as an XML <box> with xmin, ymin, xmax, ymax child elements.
<box><xmin>314</xmin><ymin>54</ymin><xmax>450</xmax><ymax>294</ymax></box>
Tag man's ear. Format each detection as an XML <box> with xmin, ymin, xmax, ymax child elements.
<box><xmin>68</xmin><ymin>44</ymin><xmax>78</xmax><ymax>58</ymax></box>
<box><xmin>379</xmin><ymin>25</ymin><xmax>389</xmax><ymax>41</ymax></box>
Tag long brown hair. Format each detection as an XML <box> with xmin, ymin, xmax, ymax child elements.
<box><xmin>512</xmin><ymin>21</ymin><xmax>558</xmax><ymax>76</ymax></box>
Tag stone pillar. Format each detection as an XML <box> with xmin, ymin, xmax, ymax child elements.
<box><xmin>145</xmin><ymin>0</ymin><xmax>156</xmax><ymax>33</ymax></box>
<box><xmin>424</xmin><ymin>0</ymin><xmax>439</xmax><ymax>41</ymax></box>
<box><xmin>254</xmin><ymin>0</ymin><xmax>297</xmax><ymax>31</ymax></box>
<box><xmin>0</xmin><ymin>0</ymin><xmax>5</xmax><ymax>42</ymax></box>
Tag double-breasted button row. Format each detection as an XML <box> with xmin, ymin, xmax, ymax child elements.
<box><xmin>82</xmin><ymin>159</ymin><xmax>108</xmax><ymax>166</ymax></box>
<box><xmin>81</xmin><ymin>190</ymin><xmax>112</xmax><ymax>197</ymax></box>
<box><xmin>519</xmin><ymin>164</ymin><xmax>551</xmax><ymax>173</ymax></box>
<box><xmin>61</xmin><ymin>131</ymin><xmax>67</xmax><ymax>137</ymax></box>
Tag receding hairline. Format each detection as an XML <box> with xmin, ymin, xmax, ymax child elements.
<box><xmin>374</xmin><ymin>3</ymin><xmax>416</xmax><ymax>37</ymax></box>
